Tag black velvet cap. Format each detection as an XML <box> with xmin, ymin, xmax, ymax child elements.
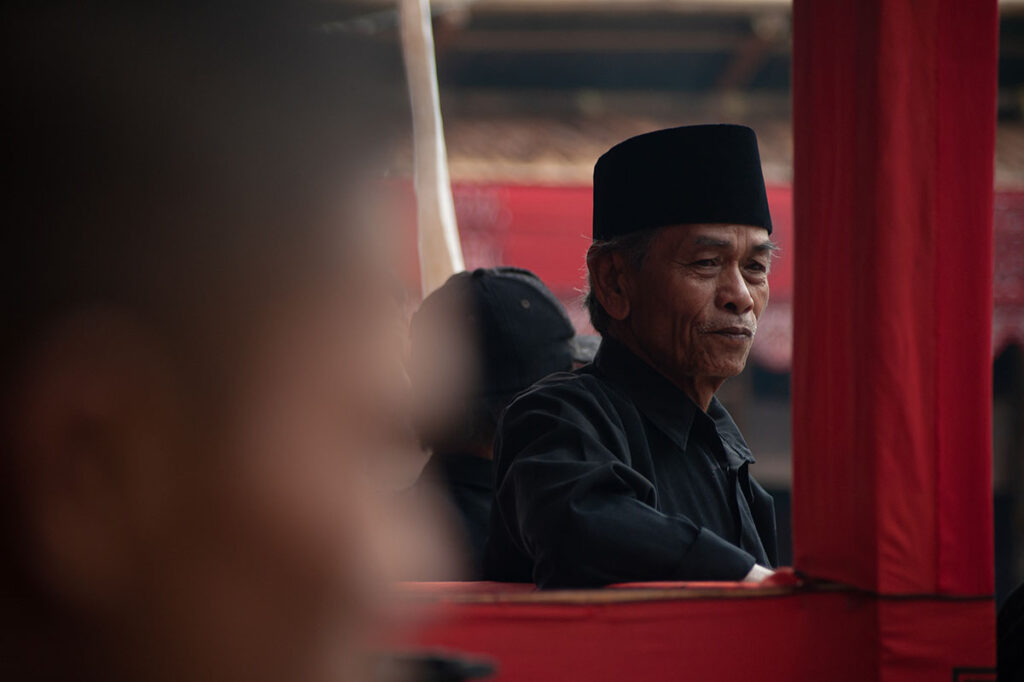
<box><xmin>592</xmin><ymin>124</ymin><xmax>772</xmax><ymax>240</ymax></box>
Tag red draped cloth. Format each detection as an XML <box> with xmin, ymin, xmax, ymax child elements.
<box><xmin>389</xmin><ymin>581</ymin><xmax>994</xmax><ymax>681</ymax></box>
<box><xmin>791</xmin><ymin>0</ymin><xmax>997</xmax><ymax>597</ymax></box>
<box><xmin>790</xmin><ymin>0</ymin><xmax>997</xmax><ymax>676</ymax></box>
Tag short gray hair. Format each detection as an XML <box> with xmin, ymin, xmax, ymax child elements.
<box><xmin>584</xmin><ymin>227</ymin><xmax>659</xmax><ymax>335</ymax></box>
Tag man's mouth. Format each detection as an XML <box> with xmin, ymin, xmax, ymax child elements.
<box><xmin>708</xmin><ymin>326</ymin><xmax>754</xmax><ymax>340</ymax></box>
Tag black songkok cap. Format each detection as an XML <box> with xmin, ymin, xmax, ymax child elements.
<box><xmin>592</xmin><ymin>124</ymin><xmax>773</xmax><ymax>240</ymax></box>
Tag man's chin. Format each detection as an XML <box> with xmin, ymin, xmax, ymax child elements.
<box><xmin>707</xmin><ymin>355</ymin><xmax>750</xmax><ymax>380</ymax></box>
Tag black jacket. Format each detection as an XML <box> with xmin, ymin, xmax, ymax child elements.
<box><xmin>484</xmin><ymin>338</ymin><xmax>777</xmax><ymax>587</ymax></box>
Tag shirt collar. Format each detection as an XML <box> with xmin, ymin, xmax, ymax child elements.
<box><xmin>706</xmin><ymin>398</ymin><xmax>756</xmax><ymax>465</ymax></box>
<box><xmin>592</xmin><ymin>337</ymin><xmax>755</xmax><ymax>464</ymax></box>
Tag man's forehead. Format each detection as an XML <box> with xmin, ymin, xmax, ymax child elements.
<box><xmin>663</xmin><ymin>223</ymin><xmax>773</xmax><ymax>247</ymax></box>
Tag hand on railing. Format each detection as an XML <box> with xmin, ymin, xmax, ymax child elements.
<box><xmin>743</xmin><ymin>564</ymin><xmax>776</xmax><ymax>583</ymax></box>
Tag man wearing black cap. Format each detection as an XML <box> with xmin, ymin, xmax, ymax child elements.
<box><xmin>409</xmin><ymin>267</ymin><xmax>582</xmax><ymax>577</ymax></box>
<box><xmin>485</xmin><ymin>125</ymin><xmax>779</xmax><ymax>587</ymax></box>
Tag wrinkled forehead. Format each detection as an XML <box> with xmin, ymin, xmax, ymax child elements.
<box><xmin>657</xmin><ymin>223</ymin><xmax>774</xmax><ymax>252</ymax></box>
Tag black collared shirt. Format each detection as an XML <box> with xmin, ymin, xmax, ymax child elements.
<box><xmin>484</xmin><ymin>338</ymin><xmax>777</xmax><ymax>587</ymax></box>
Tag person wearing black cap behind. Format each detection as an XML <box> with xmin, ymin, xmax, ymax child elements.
<box><xmin>408</xmin><ymin>267</ymin><xmax>583</xmax><ymax>578</ymax></box>
<box><xmin>485</xmin><ymin>125</ymin><xmax>780</xmax><ymax>587</ymax></box>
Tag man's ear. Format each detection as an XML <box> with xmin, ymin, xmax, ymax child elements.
<box><xmin>12</xmin><ymin>310</ymin><xmax>183</xmax><ymax>611</ymax></box>
<box><xmin>587</xmin><ymin>249</ymin><xmax>633</xmax><ymax>322</ymax></box>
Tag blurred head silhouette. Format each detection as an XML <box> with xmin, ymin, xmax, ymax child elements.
<box><xmin>0</xmin><ymin>3</ymin><xmax>423</xmax><ymax>681</ymax></box>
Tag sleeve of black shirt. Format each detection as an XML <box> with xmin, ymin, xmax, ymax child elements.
<box><xmin>491</xmin><ymin>380</ymin><xmax>757</xmax><ymax>588</ymax></box>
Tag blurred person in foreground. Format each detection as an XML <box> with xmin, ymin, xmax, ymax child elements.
<box><xmin>0</xmin><ymin>3</ymin><xmax>445</xmax><ymax>681</ymax></box>
<box><xmin>485</xmin><ymin>125</ymin><xmax>779</xmax><ymax>588</ymax></box>
<box><xmin>408</xmin><ymin>268</ymin><xmax>581</xmax><ymax>578</ymax></box>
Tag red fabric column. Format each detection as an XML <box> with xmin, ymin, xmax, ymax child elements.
<box><xmin>792</xmin><ymin>0</ymin><xmax>997</xmax><ymax>596</ymax></box>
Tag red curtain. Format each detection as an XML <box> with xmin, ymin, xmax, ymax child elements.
<box><xmin>792</xmin><ymin>0</ymin><xmax>997</xmax><ymax>596</ymax></box>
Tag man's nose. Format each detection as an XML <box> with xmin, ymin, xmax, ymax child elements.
<box><xmin>716</xmin><ymin>265</ymin><xmax>755</xmax><ymax>315</ymax></box>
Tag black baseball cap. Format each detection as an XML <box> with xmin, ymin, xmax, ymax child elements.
<box><xmin>413</xmin><ymin>267</ymin><xmax>584</xmax><ymax>400</ymax></box>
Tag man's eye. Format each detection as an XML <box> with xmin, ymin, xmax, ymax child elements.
<box><xmin>746</xmin><ymin>262</ymin><xmax>768</xmax><ymax>273</ymax></box>
<box><xmin>692</xmin><ymin>259</ymin><xmax>718</xmax><ymax>268</ymax></box>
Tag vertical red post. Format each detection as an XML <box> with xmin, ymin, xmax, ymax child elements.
<box><xmin>792</xmin><ymin>0</ymin><xmax>996</xmax><ymax>599</ymax></box>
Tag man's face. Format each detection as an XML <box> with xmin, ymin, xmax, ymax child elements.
<box><xmin>130</xmin><ymin>284</ymin><xmax>400</xmax><ymax>682</ymax></box>
<box><xmin>621</xmin><ymin>223</ymin><xmax>773</xmax><ymax>389</ymax></box>
<box><xmin>116</xmin><ymin>266</ymin><xmax>446</xmax><ymax>682</ymax></box>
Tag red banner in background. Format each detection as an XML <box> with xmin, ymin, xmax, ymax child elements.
<box><xmin>445</xmin><ymin>183</ymin><xmax>796</xmax><ymax>369</ymax></box>
<box><xmin>450</xmin><ymin>183</ymin><xmax>794</xmax><ymax>309</ymax></box>
<box><xmin>395</xmin><ymin>182</ymin><xmax>1019</xmax><ymax>369</ymax></box>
